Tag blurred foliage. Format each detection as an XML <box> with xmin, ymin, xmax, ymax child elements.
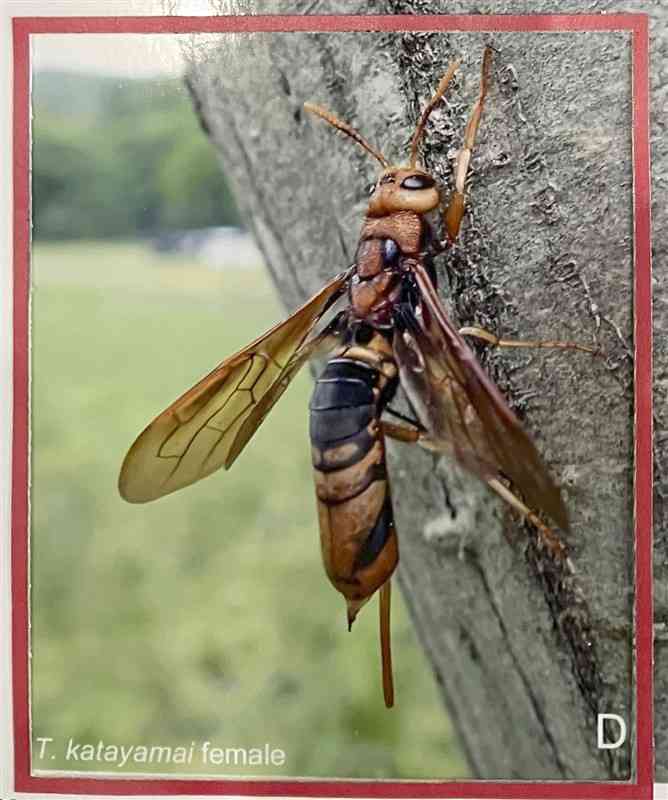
<box><xmin>31</xmin><ymin>71</ymin><xmax>242</xmax><ymax>240</ymax></box>
<box><xmin>29</xmin><ymin>240</ymin><xmax>468</xmax><ymax>780</ymax></box>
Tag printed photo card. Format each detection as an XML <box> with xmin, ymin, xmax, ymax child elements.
<box><xmin>1</xmin><ymin>7</ymin><xmax>655</xmax><ymax>800</ymax></box>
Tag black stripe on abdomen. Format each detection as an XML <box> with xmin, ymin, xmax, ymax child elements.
<box><xmin>309</xmin><ymin>358</ymin><xmax>377</xmax><ymax>450</ymax></box>
<box><xmin>311</xmin><ymin>355</ymin><xmax>398</xmax><ymax>601</ymax></box>
<box><xmin>354</xmin><ymin>498</ymin><xmax>394</xmax><ymax>570</ymax></box>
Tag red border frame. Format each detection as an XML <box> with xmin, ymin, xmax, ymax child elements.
<box><xmin>10</xmin><ymin>13</ymin><xmax>653</xmax><ymax>800</ymax></box>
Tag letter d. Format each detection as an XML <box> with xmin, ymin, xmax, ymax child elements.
<box><xmin>597</xmin><ymin>714</ymin><xmax>626</xmax><ymax>749</ymax></box>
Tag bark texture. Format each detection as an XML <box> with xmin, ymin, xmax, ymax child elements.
<box><xmin>645</xmin><ymin>1</ymin><xmax>668</xmax><ymax>784</ymax></box>
<box><xmin>181</xmin><ymin>0</ymin><xmax>662</xmax><ymax>780</ymax></box>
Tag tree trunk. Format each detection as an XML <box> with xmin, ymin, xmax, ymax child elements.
<box><xmin>182</xmin><ymin>1</ymin><xmax>651</xmax><ymax>780</ymax></box>
<box><xmin>644</xmin><ymin>0</ymin><xmax>668</xmax><ymax>785</ymax></box>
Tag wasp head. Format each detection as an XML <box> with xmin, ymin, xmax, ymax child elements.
<box><xmin>304</xmin><ymin>61</ymin><xmax>459</xmax><ymax>220</ymax></box>
<box><xmin>367</xmin><ymin>167</ymin><xmax>440</xmax><ymax>217</ymax></box>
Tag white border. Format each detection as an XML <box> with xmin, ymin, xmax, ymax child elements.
<box><xmin>1</xmin><ymin>10</ymin><xmax>15</xmax><ymax>800</ymax></box>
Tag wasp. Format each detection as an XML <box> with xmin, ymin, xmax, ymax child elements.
<box><xmin>119</xmin><ymin>48</ymin><xmax>593</xmax><ymax>709</ymax></box>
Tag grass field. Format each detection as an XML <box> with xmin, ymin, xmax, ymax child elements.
<box><xmin>29</xmin><ymin>239</ymin><xmax>468</xmax><ymax>779</ymax></box>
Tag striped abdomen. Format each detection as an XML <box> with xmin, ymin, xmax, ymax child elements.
<box><xmin>309</xmin><ymin>345</ymin><xmax>399</xmax><ymax>627</ymax></box>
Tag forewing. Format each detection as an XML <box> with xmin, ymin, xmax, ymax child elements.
<box><xmin>394</xmin><ymin>261</ymin><xmax>568</xmax><ymax>531</ymax></box>
<box><xmin>119</xmin><ymin>271</ymin><xmax>349</xmax><ymax>503</ymax></box>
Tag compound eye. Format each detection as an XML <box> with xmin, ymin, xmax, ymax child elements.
<box><xmin>400</xmin><ymin>174</ymin><xmax>436</xmax><ymax>190</ymax></box>
<box><xmin>382</xmin><ymin>238</ymin><xmax>400</xmax><ymax>266</ymax></box>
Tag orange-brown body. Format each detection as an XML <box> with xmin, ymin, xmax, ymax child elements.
<box><xmin>119</xmin><ymin>51</ymin><xmax>499</xmax><ymax>710</ymax></box>
<box><xmin>310</xmin><ymin>178</ymin><xmax>439</xmax><ymax>628</ymax></box>
<box><xmin>310</xmin><ymin>334</ymin><xmax>399</xmax><ymax>626</ymax></box>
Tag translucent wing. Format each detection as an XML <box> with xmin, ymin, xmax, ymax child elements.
<box><xmin>393</xmin><ymin>260</ymin><xmax>569</xmax><ymax>531</ymax></box>
<box><xmin>119</xmin><ymin>271</ymin><xmax>349</xmax><ymax>503</ymax></box>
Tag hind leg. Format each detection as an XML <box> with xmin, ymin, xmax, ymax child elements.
<box><xmin>487</xmin><ymin>477</ymin><xmax>573</xmax><ymax>570</ymax></box>
<box><xmin>382</xmin><ymin>422</ymin><xmax>572</xmax><ymax>566</ymax></box>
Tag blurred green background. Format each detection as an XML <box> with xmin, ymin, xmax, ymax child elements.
<box><xmin>32</xmin><ymin>72</ymin><xmax>242</xmax><ymax>241</ymax></box>
<box><xmin>29</xmin><ymin>62</ymin><xmax>467</xmax><ymax>780</ymax></box>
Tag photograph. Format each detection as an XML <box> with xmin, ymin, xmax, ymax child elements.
<box><xmin>8</xmin><ymin>11</ymin><xmax>652</xmax><ymax>797</ymax></box>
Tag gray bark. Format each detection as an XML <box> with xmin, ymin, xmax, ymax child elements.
<box><xmin>181</xmin><ymin>0</ymin><xmax>664</xmax><ymax>781</ymax></box>
<box><xmin>645</xmin><ymin>1</ymin><xmax>668</xmax><ymax>785</ymax></box>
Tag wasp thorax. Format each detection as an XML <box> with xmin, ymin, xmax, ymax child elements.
<box><xmin>367</xmin><ymin>167</ymin><xmax>440</xmax><ymax>218</ymax></box>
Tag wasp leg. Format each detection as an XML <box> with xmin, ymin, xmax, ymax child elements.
<box><xmin>380</xmin><ymin>420</ymin><xmax>421</xmax><ymax>444</ymax></box>
<box><xmin>385</xmin><ymin>406</ymin><xmax>424</xmax><ymax>429</ymax></box>
<box><xmin>443</xmin><ymin>47</ymin><xmax>493</xmax><ymax>242</ymax></box>
<box><xmin>381</xmin><ymin>421</ymin><xmax>446</xmax><ymax>454</ymax></box>
<box><xmin>487</xmin><ymin>477</ymin><xmax>574</xmax><ymax>571</ymax></box>
<box><xmin>459</xmin><ymin>325</ymin><xmax>597</xmax><ymax>355</ymax></box>
<box><xmin>379</xmin><ymin>579</ymin><xmax>394</xmax><ymax>709</ymax></box>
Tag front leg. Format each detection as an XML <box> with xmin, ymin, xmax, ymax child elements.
<box><xmin>442</xmin><ymin>47</ymin><xmax>493</xmax><ymax>242</ymax></box>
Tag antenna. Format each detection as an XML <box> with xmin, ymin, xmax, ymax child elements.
<box><xmin>408</xmin><ymin>58</ymin><xmax>461</xmax><ymax>168</ymax></box>
<box><xmin>304</xmin><ymin>103</ymin><xmax>390</xmax><ymax>169</ymax></box>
